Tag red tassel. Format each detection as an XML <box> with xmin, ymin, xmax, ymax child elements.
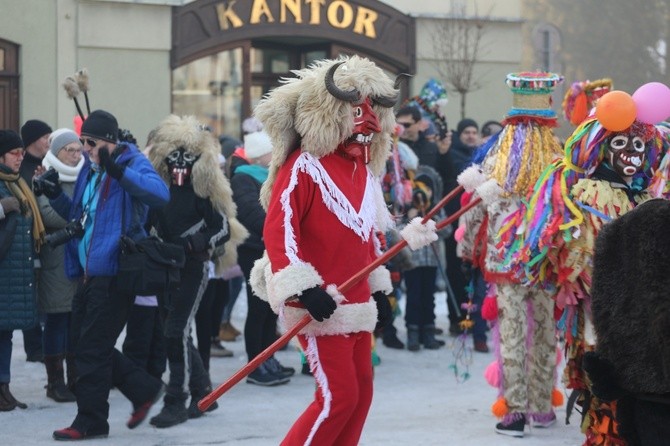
<box><xmin>570</xmin><ymin>91</ymin><xmax>588</xmax><ymax>125</ymax></box>
<box><xmin>481</xmin><ymin>296</ymin><xmax>498</xmax><ymax>321</ymax></box>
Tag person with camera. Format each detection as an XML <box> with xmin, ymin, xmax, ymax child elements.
<box><xmin>33</xmin><ymin>129</ymin><xmax>84</xmax><ymax>403</ymax></box>
<box><xmin>0</xmin><ymin>130</ymin><xmax>46</xmax><ymax>411</ymax></box>
<box><xmin>40</xmin><ymin>110</ymin><xmax>169</xmax><ymax>440</ymax></box>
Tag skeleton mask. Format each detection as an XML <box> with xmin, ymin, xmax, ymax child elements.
<box><xmin>166</xmin><ymin>147</ymin><xmax>200</xmax><ymax>186</ymax></box>
<box><xmin>606</xmin><ymin>132</ymin><xmax>646</xmax><ymax>178</ymax></box>
<box><xmin>336</xmin><ymin>98</ymin><xmax>381</xmax><ymax>163</ymax></box>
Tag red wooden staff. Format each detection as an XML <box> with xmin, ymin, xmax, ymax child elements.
<box><xmin>199</xmin><ymin>185</ymin><xmax>479</xmax><ymax>412</ymax></box>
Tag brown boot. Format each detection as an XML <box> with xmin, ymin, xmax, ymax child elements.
<box><xmin>44</xmin><ymin>355</ymin><xmax>76</xmax><ymax>402</ymax></box>
<box><xmin>218</xmin><ymin>322</ymin><xmax>239</xmax><ymax>342</ymax></box>
<box><xmin>0</xmin><ymin>384</ymin><xmax>16</xmax><ymax>411</ymax></box>
<box><xmin>0</xmin><ymin>383</ymin><xmax>26</xmax><ymax>409</ymax></box>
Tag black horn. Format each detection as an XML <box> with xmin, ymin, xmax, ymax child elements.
<box><xmin>372</xmin><ymin>73</ymin><xmax>413</xmax><ymax>108</ymax></box>
<box><xmin>325</xmin><ymin>62</ymin><xmax>361</xmax><ymax>103</ymax></box>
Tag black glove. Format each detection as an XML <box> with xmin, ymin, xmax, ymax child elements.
<box><xmin>99</xmin><ymin>146</ymin><xmax>125</xmax><ymax>180</ymax></box>
<box><xmin>42</xmin><ymin>180</ymin><xmax>63</xmax><ymax>200</ymax></box>
<box><xmin>298</xmin><ymin>286</ymin><xmax>337</xmax><ymax>322</ymax></box>
<box><xmin>0</xmin><ymin>196</ymin><xmax>20</xmax><ymax>214</ymax></box>
<box><xmin>179</xmin><ymin>233</ymin><xmax>210</xmax><ymax>261</ymax></box>
<box><xmin>373</xmin><ymin>291</ymin><xmax>393</xmax><ymax>330</ymax></box>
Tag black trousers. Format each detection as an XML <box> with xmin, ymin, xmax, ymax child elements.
<box><xmin>195</xmin><ymin>277</ymin><xmax>229</xmax><ymax>371</ymax></box>
<box><xmin>158</xmin><ymin>259</ymin><xmax>209</xmax><ymax>397</ymax></box>
<box><xmin>122</xmin><ymin>304</ymin><xmax>166</xmax><ymax>380</ymax></box>
<box><xmin>238</xmin><ymin>246</ymin><xmax>277</xmax><ymax>362</ymax></box>
<box><xmin>69</xmin><ymin>276</ymin><xmax>162</xmax><ymax>432</ymax></box>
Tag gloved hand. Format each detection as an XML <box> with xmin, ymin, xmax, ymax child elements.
<box><xmin>179</xmin><ymin>233</ymin><xmax>210</xmax><ymax>261</ymax></box>
<box><xmin>0</xmin><ymin>196</ymin><xmax>20</xmax><ymax>214</ymax></box>
<box><xmin>373</xmin><ymin>291</ymin><xmax>393</xmax><ymax>330</ymax></box>
<box><xmin>298</xmin><ymin>286</ymin><xmax>337</xmax><ymax>322</ymax></box>
<box><xmin>99</xmin><ymin>146</ymin><xmax>125</xmax><ymax>180</ymax></box>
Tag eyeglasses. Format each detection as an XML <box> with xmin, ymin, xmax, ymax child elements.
<box><xmin>63</xmin><ymin>146</ymin><xmax>82</xmax><ymax>154</ymax></box>
<box><xmin>5</xmin><ymin>148</ymin><xmax>24</xmax><ymax>157</ymax></box>
<box><xmin>80</xmin><ymin>138</ymin><xmax>99</xmax><ymax>148</ymax></box>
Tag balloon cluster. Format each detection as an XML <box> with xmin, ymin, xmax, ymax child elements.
<box><xmin>595</xmin><ymin>82</ymin><xmax>670</xmax><ymax>131</ymax></box>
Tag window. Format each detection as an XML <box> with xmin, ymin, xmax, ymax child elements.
<box><xmin>172</xmin><ymin>48</ymin><xmax>243</xmax><ymax>139</ymax></box>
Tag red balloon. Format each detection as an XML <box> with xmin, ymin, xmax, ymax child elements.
<box><xmin>595</xmin><ymin>90</ymin><xmax>637</xmax><ymax>131</ymax></box>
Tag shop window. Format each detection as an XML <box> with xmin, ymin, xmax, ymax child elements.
<box><xmin>251</xmin><ymin>48</ymin><xmax>290</xmax><ymax>74</ymax></box>
<box><xmin>172</xmin><ymin>48</ymin><xmax>243</xmax><ymax>139</ymax></box>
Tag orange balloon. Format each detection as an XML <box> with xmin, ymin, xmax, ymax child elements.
<box><xmin>595</xmin><ymin>90</ymin><xmax>637</xmax><ymax>131</ymax></box>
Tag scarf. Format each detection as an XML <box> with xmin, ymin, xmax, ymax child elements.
<box><xmin>42</xmin><ymin>150</ymin><xmax>84</xmax><ymax>183</ymax></box>
<box><xmin>0</xmin><ymin>165</ymin><xmax>46</xmax><ymax>252</ymax></box>
<box><xmin>235</xmin><ymin>164</ymin><xmax>269</xmax><ymax>184</ymax></box>
<box><xmin>592</xmin><ymin>163</ymin><xmax>646</xmax><ymax>203</ymax></box>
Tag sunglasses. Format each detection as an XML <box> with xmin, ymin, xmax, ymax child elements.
<box><xmin>80</xmin><ymin>138</ymin><xmax>99</xmax><ymax>148</ymax></box>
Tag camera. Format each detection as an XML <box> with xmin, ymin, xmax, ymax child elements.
<box><xmin>33</xmin><ymin>167</ymin><xmax>59</xmax><ymax>197</ymax></box>
<box><xmin>45</xmin><ymin>220</ymin><xmax>85</xmax><ymax>248</ymax></box>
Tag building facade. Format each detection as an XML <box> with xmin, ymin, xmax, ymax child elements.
<box><xmin>0</xmin><ymin>0</ymin><xmax>524</xmax><ymax>142</ymax></box>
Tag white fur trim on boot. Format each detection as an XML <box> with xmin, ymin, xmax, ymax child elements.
<box><xmin>400</xmin><ymin>217</ymin><xmax>438</xmax><ymax>250</ymax></box>
<box><xmin>457</xmin><ymin>165</ymin><xmax>487</xmax><ymax>192</ymax></box>
<box><xmin>368</xmin><ymin>266</ymin><xmax>393</xmax><ymax>294</ymax></box>
<box><xmin>267</xmin><ymin>262</ymin><xmax>324</xmax><ymax>312</ymax></box>
<box><xmin>475</xmin><ymin>179</ymin><xmax>504</xmax><ymax>205</ymax></box>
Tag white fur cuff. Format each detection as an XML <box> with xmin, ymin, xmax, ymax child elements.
<box><xmin>400</xmin><ymin>217</ymin><xmax>438</xmax><ymax>250</ymax></box>
<box><xmin>368</xmin><ymin>266</ymin><xmax>393</xmax><ymax>294</ymax></box>
<box><xmin>280</xmin><ymin>300</ymin><xmax>377</xmax><ymax>336</ymax></box>
<box><xmin>250</xmin><ymin>253</ymin><xmax>270</xmax><ymax>301</ymax></box>
<box><xmin>267</xmin><ymin>262</ymin><xmax>324</xmax><ymax>312</ymax></box>
<box><xmin>475</xmin><ymin>179</ymin><xmax>503</xmax><ymax>205</ymax></box>
<box><xmin>457</xmin><ymin>165</ymin><xmax>487</xmax><ymax>193</ymax></box>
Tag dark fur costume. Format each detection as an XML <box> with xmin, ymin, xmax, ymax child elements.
<box><xmin>587</xmin><ymin>198</ymin><xmax>670</xmax><ymax>446</ymax></box>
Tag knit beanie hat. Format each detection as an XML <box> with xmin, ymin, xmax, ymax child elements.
<box><xmin>20</xmin><ymin>119</ymin><xmax>52</xmax><ymax>148</ymax></box>
<box><xmin>456</xmin><ymin>118</ymin><xmax>479</xmax><ymax>134</ymax></box>
<box><xmin>49</xmin><ymin>129</ymin><xmax>80</xmax><ymax>156</ymax></box>
<box><xmin>243</xmin><ymin>131</ymin><xmax>273</xmax><ymax>159</ymax></box>
<box><xmin>81</xmin><ymin>110</ymin><xmax>118</xmax><ymax>143</ymax></box>
<box><xmin>0</xmin><ymin>130</ymin><xmax>24</xmax><ymax>157</ymax></box>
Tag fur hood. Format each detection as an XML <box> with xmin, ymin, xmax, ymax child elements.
<box><xmin>149</xmin><ymin>115</ymin><xmax>248</xmax><ymax>274</ymax></box>
<box><xmin>254</xmin><ymin>55</ymin><xmax>398</xmax><ymax>209</ymax></box>
<box><xmin>591</xmin><ymin>198</ymin><xmax>670</xmax><ymax>394</ymax></box>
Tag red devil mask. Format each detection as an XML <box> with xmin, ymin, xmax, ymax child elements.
<box><xmin>337</xmin><ymin>98</ymin><xmax>381</xmax><ymax>163</ymax></box>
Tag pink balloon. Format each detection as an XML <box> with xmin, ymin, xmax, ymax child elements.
<box><xmin>632</xmin><ymin>82</ymin><xmax>670</xmax><ymax>124</ymax></box>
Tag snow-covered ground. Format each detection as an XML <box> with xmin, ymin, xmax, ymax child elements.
<box><xmin>5</xmin><ymin>290</ymin><xmax>585</xmax><ymax>445</ymax></box>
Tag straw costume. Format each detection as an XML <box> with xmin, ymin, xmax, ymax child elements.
<box><xmin>456</xmin><ymin>72</ymin><xmax>564</xmax><ymax>437</ymax></box>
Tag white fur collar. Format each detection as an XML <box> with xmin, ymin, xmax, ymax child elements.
<box><xmin>42</xmin><ymin>150</ymin><xmax>84</xmax><ymax>183</ymax></box>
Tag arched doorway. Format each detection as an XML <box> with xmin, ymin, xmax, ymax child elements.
<box><xmin>171</xmin><ymin>0</ymin><xmax>415</xmax><ymax>139</ymax></box>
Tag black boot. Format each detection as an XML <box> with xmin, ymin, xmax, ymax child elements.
<box><xmin>0</xmin><ymin>383</ymin><xmax>15</xmax><ymax>411</ymax></box>
<box><xmin>44</xmin><ymin>355</ymin><xmax>76</xmax><ymax>402</ymax></box>
<box><xmin>149</xmin><ymin>392</ymin><xmax>188</xmax><ymax>428</ymax></box>
<box><xmin>65</xmin><ymin>352</ymin><xmax>77</xmax><ymax>395</ymax></box>
<box><xmin>407</xmin><ymin>325</ymin><xmax>421</xmax><ymax>351</ymax></box>
<box><xmin>420</xmin><ymin>325</ymin><xmax>445</xmax><ymax>350</ymax></box>
<box><xmin>0</xmin><ymin>383</ymin><xmax>27</xmax><ymax>409</ymax></box>
<box><xmin>188</xmin><ymin>372</ymin><xmax>218</xmax><ymax>419</ymax></box>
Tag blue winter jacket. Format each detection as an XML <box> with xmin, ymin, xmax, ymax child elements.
<box><xmin>50</xmin><ymin>143</ymin><xmax>169</xmax><ymax>278</ymax></box>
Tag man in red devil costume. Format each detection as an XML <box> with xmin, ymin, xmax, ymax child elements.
<box><xmin>250</xmin><ymin>57</ymin><xmax>435</xmax><ymax>445</ymax></box>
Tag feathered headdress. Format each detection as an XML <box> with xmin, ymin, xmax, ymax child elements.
<box><xmin>254</xmin><ymin>55</ymin><xmax>400</xmax><ymax>209</ymax></box>
<box><xmin>149</xmin><ymin>115</ymin><xmax>249</xmax><ymax>274</ymax></box>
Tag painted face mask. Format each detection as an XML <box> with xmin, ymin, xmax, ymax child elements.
<box><xmin>606</xmin><ymin>132</ymin><xmax>646</xmax><ymax>178</ymax></box>
<box><xmin>337</xmin><ymin>98</ymin><xmax>381</xmax><ymax>163</ymax></box>
<box><xmin>166</xmin><ymin>147</ymin><xmax>200</xmax><ymax>186</ymax></box>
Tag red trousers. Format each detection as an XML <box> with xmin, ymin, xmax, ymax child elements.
<box><xmin>281</xmin><ymin>332</ymin><xmax>373</xmax><ymax>446</ymax></box>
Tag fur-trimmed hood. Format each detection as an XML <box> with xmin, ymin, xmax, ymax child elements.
<box><xmin>591</xmin><ymin>198</ymin><xmax>670</xmax><ymax>394</ymax></box>
<box><xmin>149</xmin><ymin>115</ymin><xmax>248</xmax><ymax>273</ymax></box>
<box><xmin>254</xmin><ymin>55</ymin><xmax>398</xmax><ymax>209</ymax></box>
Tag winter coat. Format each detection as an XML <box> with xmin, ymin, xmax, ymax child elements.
<box><xmin>49</xmin><ymin>143</ymin><xmax>169</xmax><ymax>278</ymax></box>
<box><xmin>0</xmin><ymin>165</ymin><xmax>37</xmax><ymax>330</ymax></box>
<box><xmin>230</xmin><ymin>167</ymin><xmax>265</xmax><ymax>252</ymax></box>
<box><xmin>37</xmin><ymin>180</ymin><xmax>78</xmax><ymax>313</ymax></box>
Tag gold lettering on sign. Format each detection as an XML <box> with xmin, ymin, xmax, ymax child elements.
<box><xmin>327</xmin><ymin>0</ymin><xmax>353</xmax><ymax>29</ymax></box>
<box><xmin>305</xmin><ymin>0</ymin><xmax>325</xmax><ymax>25</ymax></box>
<box><xmin>216</xmin><ymin>1</ymin><xmax>243</xmax><ymax>30</ymax></box>
<box><xmin>280</xmin><ymin>0</ymin><xmax>302</xmax><ymax>23</ymax></box>
<box><xmin>250</xmin><ymin>0</ymin><xmax>275</xmax><ymax>24</ymax></box>
<box><xmin>353</xmin><ymin>6</ymin><xmax>378</xmax><ymax>38</ymax></box>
